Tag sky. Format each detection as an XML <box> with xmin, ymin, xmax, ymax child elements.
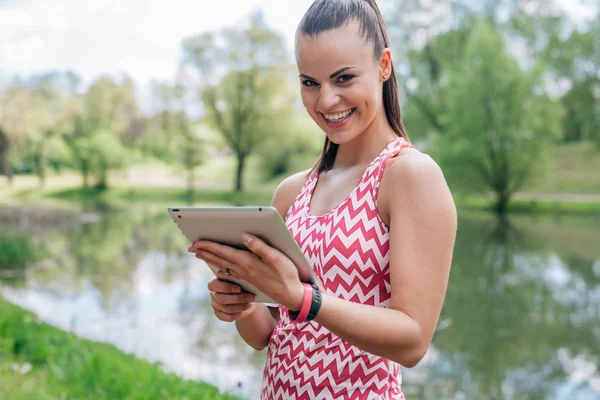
<box><xmin>0</xmin><ymin>0</ymin><xmax>596</xmax><ymax>90</ymax></box>
<box><xmin>0</xmin><ymin>0</ymin><xmax>315</xmax><ymax>87</ymax></box>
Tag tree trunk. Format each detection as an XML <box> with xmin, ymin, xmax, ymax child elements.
<box><xmin>96</xmin><ymin>162</ymin><xmax>108</xmax><ymax>191</ymax></box>
<box><xmin>493</xmin><ymin>192</ymin><xmax>509</xmax><ymax>216</ymax></box>
<box><xmin>81</xmin><ymin>161</ymin><xmax>90</xmax><ymax>189</ymax></box>
<box><xmin>34</xmin><ymin>144</ymin><xmax>47</xmax><ymax>188</ymax></box>
<box><xmin>235</xmin><ymin>152</ymin><xmax>246</xmax><ymax>192</ymax></box>
<box><xmin>0</xmin><ymin>131</ymin><xmax>14</xmax><ymax>185</ymax></box>
<box><xmin>38</xmin><ymin>162</ymin><xmax>46</xmax><ymax>188</ymax></box>
<box><xmin>186</xmin><ymin>168</ymin><xmax>195</xmax><ymax>204</ymax></box>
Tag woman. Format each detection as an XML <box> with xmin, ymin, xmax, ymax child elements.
<box><xmin>190</xmin><ymin>0</ymin><xmax>457</xmax><ymax>398</ymax></box>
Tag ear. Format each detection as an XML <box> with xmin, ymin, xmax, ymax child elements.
<box><xmin>379</xmin><ymin>48</ymin><xmax>392</xmax><ymax>82</ymax></box>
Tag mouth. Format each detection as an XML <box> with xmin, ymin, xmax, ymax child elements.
<box><xmin>320</xmin><ymin>108</ymin><xmax>356</xmax><ymax>124</ymax></box>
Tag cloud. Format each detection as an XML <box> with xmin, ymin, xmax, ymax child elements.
<box><xmin>0</xmin><ymin>0</ymin><xmax>279</xmax><ymax>86</ymax></box>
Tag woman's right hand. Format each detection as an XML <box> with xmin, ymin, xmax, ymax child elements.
<box><xmin>207</xmin><ymin>277</ymin><xmax>257</xmax><ymax>322</ymax></box>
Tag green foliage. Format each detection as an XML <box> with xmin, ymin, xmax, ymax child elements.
<box><xmin>0</xmin><ymin>298</ymin><xmax>242</xmax><ymax>400</ymax></box>
<box><xmin>429</xmin><ymin>21</ymin><xmax>564</xmax><ymax>213</ymax></box>
<box><xmin>183</xmin><ymin>11</ymin><xmax>289</xmax><ymax>192</ymax></box>
<box><xmin>0</xmin><ymin>234</ymin><xmax>39</xmax><ymax>270</ymax></box>
<box><xmin>256</xmin><ymin>112</ymin><xmax>322</xmax><ymax>180</ymax></box>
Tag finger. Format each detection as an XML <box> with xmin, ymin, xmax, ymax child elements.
<box><xmin>212</xmin><ymin>292</ymin><xmax>255</xmax><ymax>305</ymax></box>
<box><xmin>211</xmin><ymin>298</ymin><xmax>253</xmax><ymax>314</ymax></box>
<box><xmin>197</xmin><ymin>250</ymin><xmax>242</xmax><ymax>276</ymax></box>
<box><xmin>242</xmin><ymin>233</ymin><xmax>286</xmax><ymax>266</ymax></box>
<box><xmin>198</xmin><ymin>251</ymin><xmax>240</xmax><ymax>278</ymax></box>
<box><xmin>207</xmin><ymin>277</ymin><xmax>242</xmax><ymax>294</ymax></box>
<box><xmin>194</xmin><ymin>241</ymin><xmax>253</xmax><ymax>268</ymax></box>
<box><xmin>216</xmin><ymin>268</ymin><xmax>242</xmax><ymax>280</ymax></box>
<box><xmin>213</xmin><ymin>310</ymin><xmax>242</xmax><ymax>322</ymax></box>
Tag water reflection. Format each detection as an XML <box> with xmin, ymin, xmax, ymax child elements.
<box><xmin>402</xmin><ymin>215</ymin><xmax>600</xmax><ymax>400</ymax></box>
<box><xmin>1</xmin><ymin>206</ymin><xmax>599</xmax><ymax>400</ymax></box>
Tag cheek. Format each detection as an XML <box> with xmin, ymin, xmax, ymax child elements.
<box><xmin>356</xmin><ymin>82</ymin><xmax>381</xmax><ymax>113</ymax></box>
<box><xmin>301</xmin><ymin>91</ymin><xmax>319</xmax><ymax>116</ymax></box>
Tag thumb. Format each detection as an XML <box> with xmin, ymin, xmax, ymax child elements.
<box><xmin>242</xmin><ymin>233</ymin><xmax>285</xmax><ymax>266</ymax></box>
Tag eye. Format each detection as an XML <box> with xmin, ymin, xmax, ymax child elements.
<box><xmin>302</xmin><ymin>80</ymin><xmax>319</xmax><ymax>87</ymax></box>
<box><xmin>337</xmin><ymin>74</ymin><xmax>354</xmax><ymax>84</ymax></box>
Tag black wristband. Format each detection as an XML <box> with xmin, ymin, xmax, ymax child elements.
<box><xmin>289</xmin><ymin>284</ymin><xmax>322</xmax><ymax>321</ymax></box>
<box><xmin>306</xmin><ymin>284</ymin><xmax>322</xmax><ymax>321</ymax></box>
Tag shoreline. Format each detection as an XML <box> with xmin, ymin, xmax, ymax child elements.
<box><xmin>0</xmin><ymin>296</ymin><xmax>243</xmax><ymax>400</ymax></box>
<box><xmin>2</xmin><ymin>184</ymin><xmax>600</xmax><ymax>215</ymax></box>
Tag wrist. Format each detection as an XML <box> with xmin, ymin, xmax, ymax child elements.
<box><xmin>237</xmin><ymin>302</ymin><xmax>260</xmax><ymax>321</ymax></box>
<box><xmin>287</xmin><ymin>283</ymin><xmax>323</xmax><ymax>323</ymax></box>
<box><xmin>285</xmin><ymin>282</ymin><xmax>305</xmax><ymax>312</ymax></box>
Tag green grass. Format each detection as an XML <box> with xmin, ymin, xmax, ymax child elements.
<box><xmin>0</xmin><ymin>234</ymin><xmax>40</xmax><ymax>270</ymax></box>
<box><xmin>1</xmin><ymin>141</ymin><xmax>600</xmax><ymax>214</ymax></box>
<box><xmin>0</xmin><ymin>297</ymin><xmax>243</xmax><ymax>400</ymax></box>
<box><xmin>527</xmin><ymin>141</ymin><xmax>600</xmax><ymax>194</ymax></box>
<box><xmin>455</xmin><ymin>195</ymin><xmax>600</xmax><ymax>215</ymax></box>
<box><xmin>44</xmin><ymin>186</ymin><xmax>275</xmax><ymax>207</ymax></box>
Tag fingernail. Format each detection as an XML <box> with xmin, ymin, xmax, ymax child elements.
<box><xmin>242</xmin><ymin>233</ymin><xmax>253</xmax><ymax>245</ymax></box>
<box><xmin>187</xmin><ymin>246</ymin><xmax>195</xmax><ymax>253</ymax></box>
<box><xmin>233</xmin><ymin>286</ymin><xmax>241</xmax><ymax>293</ymax></box>
<box><xmin>246</xmin><ymin>295</ymin><xmax>255</xmax><ymax>302</ymax></box>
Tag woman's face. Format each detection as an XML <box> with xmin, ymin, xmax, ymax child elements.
<box><xmin>295</xmin><ymin>21</ymin><xmax>390</xmax><ymax>145</ymax></box>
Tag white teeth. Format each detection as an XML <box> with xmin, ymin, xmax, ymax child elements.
<box><xmin>324</xmin><ymin>109</ymin><xmax>353</xmax><ymax>122</ymax></box>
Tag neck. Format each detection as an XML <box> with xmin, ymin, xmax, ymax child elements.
<box><xmin>333</xmin><ymin>109</ymin><xmax>397</xmax><ymax>169</ymax></box>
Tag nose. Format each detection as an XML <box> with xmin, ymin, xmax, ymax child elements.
<box><xmin>317</xmin><ymin>84</ymin><xmax>340</xmax><ymax>111</ymax></box>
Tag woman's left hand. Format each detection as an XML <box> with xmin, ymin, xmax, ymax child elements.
<box><xmin>189</xmin><ymin>233</ymin><xmax>305</xmax><ymax>311</ymax></box>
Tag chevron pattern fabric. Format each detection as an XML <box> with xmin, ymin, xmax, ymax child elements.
<box><xmin>260</xmin><ymin>137</ymin><xmax>414</xmax><ymax>400</ymax></box>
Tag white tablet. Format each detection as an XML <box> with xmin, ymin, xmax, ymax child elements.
<box><xmin>168</xmin><ymin>206</ymin><xmax>317</xmax><ymax>304</ymax></box>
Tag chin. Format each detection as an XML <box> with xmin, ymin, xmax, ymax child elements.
<box><xmin>324</xmin><ymin>130</ymin><xmax>359</xmax><ymax>146</ymax></box>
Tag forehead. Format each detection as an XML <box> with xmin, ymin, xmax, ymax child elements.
<box><xmin>296</xmin><ymin>21</ymin><xmax>375</xmax><ymax>75</ymax></box>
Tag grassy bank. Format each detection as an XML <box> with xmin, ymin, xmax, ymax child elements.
<box><xmin>455</xmin><ymin>194</ymin><xmax>600</xmax><ymax>215</ymax></box>
<box><xmin>0</xmin><ymin>297</ymin><xmax>242</xmax><ymax>400</ymax></box>
<box><xmin>527</xmin><ymin>141</ymin><xmax>600</xmax><ymax>194</ymax></box>
<box><xmin>1</xmin><ymin>141</ymin><xmax>600</xmax><ymax>214</ymax></box>
<box><xmin>3</xmin><ymin>183</ymin><xmax>600</xmax><ymax>215</ymax></box>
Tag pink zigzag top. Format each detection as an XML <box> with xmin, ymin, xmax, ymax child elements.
<box><xmin>261</xmin><ymin>137</ymin><xmax>414</xmax><ymax>400</ymax></box>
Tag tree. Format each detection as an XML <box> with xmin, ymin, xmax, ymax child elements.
<box><xmin>389</xmin><ymin>0</ymin><xmax>599</xmax><ymax>147</ymax></box>
<box><xmin>0</xmin><ymin>82</ymin><xmax>31</xmax><ymax>184</ymax></box>
<box><xmin>155</xmin><ymin>77</ymin><xmax>206</xmax><ymax>202</ymax></box>
<box><xmin>64</xmin><ymin>75</ymin><xmax>139</xmax><ymax>190</ymax></box>
<box><xmin>25</xmin><ymin>72</ymin><xmax>77</xmax><ymax>187</ymax></box>
<box><xmin>181</xmin><ymin>11</ymin><xmax>288</xmax><ymax>192</ymax></box>
<box><xmin>434</xmin><ymin>21</ymin><xmax>564</xmax><ymax>215</ymax></box>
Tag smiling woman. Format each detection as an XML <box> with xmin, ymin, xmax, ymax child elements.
<box><xmin>190</xmin><ymin>1</ymin><xmax>457</xmax><ymax>399</ymax></box>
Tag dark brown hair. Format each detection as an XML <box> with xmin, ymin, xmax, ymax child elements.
<box><xmin>297</xmin><ymin>0</ymin><xmax>410</xmax><ymax>175</ymax></box>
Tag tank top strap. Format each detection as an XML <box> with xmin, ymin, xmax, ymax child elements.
<box><xmin>369</xmin><ymin>137</ymin><xmax>414</xmax><ymax>201</ymax></box>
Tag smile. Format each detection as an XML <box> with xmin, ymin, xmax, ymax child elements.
<box><xmin>321</xmin><ymin>108</ymin><xmax>356</xmax><ymax>123</ymax></box>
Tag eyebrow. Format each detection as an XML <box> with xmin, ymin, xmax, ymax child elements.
<box><xmin>299</xmin><ymin>66</ymin><xmax>356</xmax><ymax>81</ymax></box>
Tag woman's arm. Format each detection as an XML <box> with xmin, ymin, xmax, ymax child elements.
<box><xmin>233</xmin><ymin>169</ymin><xmax>309</xmax><ymax>351</ymax></box>
<box><xmin>312</xmin><ymin>151</ymin><xmax>457</xmax><ymax>366</ymax></box>
<box><xmin>234</xmin><ymin>303</ymin><xmax>278</xmax><ymax>351</ymax></box>
<box><xmin>195</xmin><ymin>154</ymin><xmax>455</xmax><ymax>365</ymax></box>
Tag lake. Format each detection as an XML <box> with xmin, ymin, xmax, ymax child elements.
<box><xmin>1</xmin><ymin>204</ymin><xmax>599</xmax><ymax>400</ymax></box>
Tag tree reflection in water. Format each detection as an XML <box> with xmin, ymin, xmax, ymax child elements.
<box><xmin>1</xmin><ymin>206</ymin><xmax>599</xmax><ymax>399</ymax></box>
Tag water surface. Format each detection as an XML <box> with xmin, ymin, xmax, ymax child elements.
<box><xmin>1</xmin><ymin>205</ymin><xmax>599</xmax><ymax>399</ymax></box>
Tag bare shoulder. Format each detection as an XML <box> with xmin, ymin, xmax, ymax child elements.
<box><xmin>270</xmin><ymin>168</ymin><xmax>312</xmax><ymax>220</ymax></box>
<box><xmin>386</xmin><ymin>148</ymin><xmax>445</xmax><ymax>185</ymax></box>
<box><xmin>379</xmin><ymin>148</ymin><xmax>456</xmax><ymax>224</ymax></box>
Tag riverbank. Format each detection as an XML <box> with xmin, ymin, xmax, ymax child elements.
<box><xmin>0</xmin><ymin>297</ymin><xmax>242</xmax><ymax>400</ymax></box>
<box><xmin>2</xmin><ymin>181</ymin><xmax>600</xmax><ymax>215</ymax></box>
